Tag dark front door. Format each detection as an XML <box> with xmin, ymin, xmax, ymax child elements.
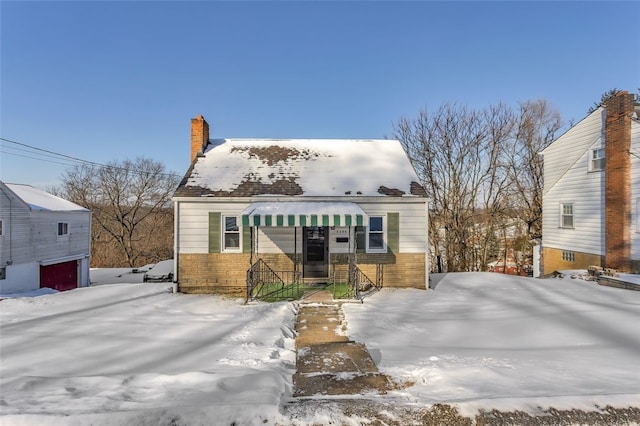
<box><xmin>303</xmin><ymin>226</ymin><xmax>329</xmax><ymax>279</ymax></box>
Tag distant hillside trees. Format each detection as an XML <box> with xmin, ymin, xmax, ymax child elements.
<box><xmin>59</xmin><ymin>158</ymin><xmax>179</xmax><ymax>268</ymax></box>
<box><xmin>394</xmin><ymin>100</ymin><xmax>562</xmax><ymax>272</ymax></box>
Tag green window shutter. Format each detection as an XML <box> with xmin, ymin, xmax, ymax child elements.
<box><xmin>355</xmin><ymin>226</ymin><xmax>366</xmax><ymax>253</ymax></box>
<box><xmin>387</xmin><ymin>212</ymin><xmax>399</xmax><ymax>254</ymax></box>
<box><xmin>208</xmin><ymin>212</ymin><xmax>221</xmax><ymax>253</ymax></box>
<box><xmin>242</xmin><ymin>225</ymin><xmax>251</xmax><ymax>254</ymax></box>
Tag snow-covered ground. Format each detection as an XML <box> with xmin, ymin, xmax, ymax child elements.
<box><xmin>344</xmin><ymin>272</ymin><xmax>640</xmax><ymax>417</ymax></box>
<box><xmin>1</xmin><ymin>270</ymin><xmax>639</xmax><ymax>425</ymax></box>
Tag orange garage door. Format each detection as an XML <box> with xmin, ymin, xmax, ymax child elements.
<box><xmin>40</xmin><ymin>261</ymin><xmax>78</xmax><ymax>291</ymax></box>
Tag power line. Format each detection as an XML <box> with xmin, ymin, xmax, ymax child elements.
<box><xmin>1</xmin><ymin>150</ymin><xmax>81</xmax><ymax>168</ymax></box>
<box><xmin>1</xmin><ymin>137</ymin><xmax>103</xmax><ymax>168</ymax></box>
<box><xmin>0</xmin><ymin>137</ymin><xmax>182</xmax><ymax>178</ymax></box>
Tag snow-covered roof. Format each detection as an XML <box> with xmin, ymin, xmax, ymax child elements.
<box><xmin>174</xmin><ymin>139</ymin><xmax>426</xmax><ymax>198</ymax></box>
<box><xmin>3</xmin><ymin>183</ymin><xmax>89</xmax><ymax>212</ymax></box>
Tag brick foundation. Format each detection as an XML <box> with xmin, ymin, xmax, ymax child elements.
<box><xmin>542</xmin><ymin>247</ymin><xmax>604</xmax><ymax>275</ymax></box>
<box><xmin>177</xmin><ymin>252</ymin><xmax>427</xmax><ymax>296</ymax></box>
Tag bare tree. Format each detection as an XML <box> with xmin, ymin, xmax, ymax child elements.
<box><xmin>395</xmin><ymin>100</ymin><xmax>561</xmax><ymax>273</ymax></box>
<box><xmin>394</xmin><ymin>103</ymin><xmax>513</xmax><ymax>272</ymax></box>
<box><xmin>505</xmin><ymin>100</ymin><xmax>562</xmax><ymax>244</ymax></box>
<box><xmin>60</xmin><ymin>158</ymin><xmax>179</xmax><ymax>267</ymax></box>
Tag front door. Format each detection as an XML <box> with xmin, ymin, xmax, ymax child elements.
<box><xmin>303</xmin><ymin>226</ymin><xmax>329</xmax><ymax>279</ymax></box>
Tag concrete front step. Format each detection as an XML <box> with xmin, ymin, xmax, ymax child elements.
<box><xmin>293</xmin><ymin>371</ymin><xmax>390</xmax><ymax>397</ymax></box>
<box><xmin>296</xmin><ymin>341</ymin><xmax>379</xmax><ymax>375</ymax></box>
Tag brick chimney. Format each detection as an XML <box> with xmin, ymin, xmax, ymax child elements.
<box><xmin>191</xmin><ymin>114</ymin><xmax>210</xmax><ymax>163</ymax></box>
<box><xmin>604</xmin><ymin>91</ymin><xmax>635</xmax><ymax>271</ymax></box>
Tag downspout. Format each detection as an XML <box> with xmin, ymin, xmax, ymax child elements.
<box><xmin>173</xmin><ymin>200</ymin><xmax>179</xmax><ymax>292</ymax></box>
<box><xmin>425</xmin><ymin>200</ymin><xmax>430</xmax><ymax>290</ymax></box>
<box><xmin>294</xmin><ymin>227</ymin><xmax>297</xmax><ymax>281</ymax></box>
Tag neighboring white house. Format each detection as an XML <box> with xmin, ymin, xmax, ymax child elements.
<box><xmin>0</xmin><ymin>182</ymin><xmax>91</xmax><ymax>294</ymax></box>
<box><xmin>540</xmin><ymin>91</ymin><xmax>640</xmax><ymax>274</ymax></box>
<box><xmin>172</xmin><ymin>115</ymin><xmax>429</xmax><ymax>297</ymax></box>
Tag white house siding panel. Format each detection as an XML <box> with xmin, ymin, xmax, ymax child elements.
<box><xmin>0</xmin><ymin>189</ymin><xmax>34</xmax><ymax>266</ymax></box>
<box><xmin>542</xmin><ymin>109</ymin><xmax>605</xmax><ymax>194</ymax></box>
<box><xmin>631</xmin><ymin>121</ymin><xmax>640</xmax><ymax>260</ymax></box>
<box><xmin>30</xmin><ymin>211</ymin><xmax>91</xmax><ymax>262</ymax></box>
<box><xmin>357</xmin><ymin>201</ymin><xmax>427</xmax><ymax>253</ymax></box>
<box><xmin>0</xmin><ymin>262</ymin><xmax>40</xmax><ymax>294</ymax></box>
<box><xmin>177</xmin><ymin>201</ymin><xmax>251</xmax><ymax>253</ymax></box>
<box><xmin>542</xmin><ymin>110</ymin><xmax>606</xmax><ymax>256</ymax></box>
<box><xmin>177</xmin><ymin>199</ymin><xmax>427</xmax><ymax>254</ymax></box>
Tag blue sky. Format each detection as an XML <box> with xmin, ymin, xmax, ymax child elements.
<box><xmin>1</xmin><ymin>1</ymin><xmax>638</xmax><ymax>188</ymax></box>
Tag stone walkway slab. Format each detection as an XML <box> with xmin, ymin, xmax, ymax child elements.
<box><xmin>293</xmin><ymin>291</ymin><xmax>393</xmax><ymax>397</ymax></box>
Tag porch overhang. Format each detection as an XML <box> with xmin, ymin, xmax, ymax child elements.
<box><xmin>241</xmin><ymin>201</ymin><xmax>367</xmax><ymax>227</ymax></box>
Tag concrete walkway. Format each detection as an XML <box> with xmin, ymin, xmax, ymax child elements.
<box><xmin>292</xmin><ymin>290</ymin><xmax>392</xmax><ymax>397</ymax></box>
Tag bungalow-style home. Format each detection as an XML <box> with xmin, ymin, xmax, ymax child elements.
<box><xmin>0</xmin><ymin>182</ymin><xmax>91</xmax><ymax>294</ymax></box>
<box><xmin>540</xmin><ymin>91</ymin><xmax>640</xmax><ymax>274</ymax></box>
<box><xmin>172</xmin><ymin>115</ymin><xmax>429</xmax><ymax>297</ymax></box>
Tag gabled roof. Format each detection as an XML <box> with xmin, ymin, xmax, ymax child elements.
<box><xmin>2</xmin><ymin>182</ymin><xmax>89</xmax><ymax>212</ymax></box>
<box><xmin>174</xmin><ymin>138</ymin><xmax>426</xmax><ymax>198</ymax></box>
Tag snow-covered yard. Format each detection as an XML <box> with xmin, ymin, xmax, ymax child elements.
<box><xmin>1</xmin><ymin>271</ymin><xmax>639</xmax><ymax>425</ymax></box>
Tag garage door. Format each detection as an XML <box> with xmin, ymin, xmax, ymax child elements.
<box><xmin>40</xmin><ymin>261</ymin><xmax>78</xmax><ymax>291</ymax></box>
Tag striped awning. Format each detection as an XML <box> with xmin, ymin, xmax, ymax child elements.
<box><xmin>241</xmin><ymin>202</ymin><xmax>367</xmax><ymax>227</ymax></box>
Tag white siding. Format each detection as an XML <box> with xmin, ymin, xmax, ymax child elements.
<box><xmin>542</xmin><ymin>109</ymin><xmax>606</xmax><ymax>255</ymax></box>
<box><xmin>0</xmin><ymin>187</ymin><xmax>32</xmax><ymax>266</ymax></box>
<box><xmin>631</xmin><ymin>120</ymin><xmax>640</xmax><ymax>260</ymax></box>
<box><xmin>176</xmin><ymin>199</ymin><xmax>427</xmax><ymax>254</ymax></box>
<box><xmin>0</xmin><ymin>185</ymin><xmax>91</xmax><ymax>293</ymax></box>
<box><xmin>177</xmin><ymin>201</ymin><xmax>251</xmax><ymax>253</ymax></box>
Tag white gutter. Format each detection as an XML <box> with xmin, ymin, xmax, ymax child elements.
<box><xmin>425</xmin><ymin>199</ymin><xmax>430</xmax><ymax>290</ymax></box>
<box><xmin>173</xmin><ymin>200</ymin><xmax>179</xmax><ymax>287</ymax></box>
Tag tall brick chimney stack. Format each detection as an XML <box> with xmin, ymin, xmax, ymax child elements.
<box><xmin>604</xmin><ymin>91</ymin><xmax>635</xmax><ymax>271</ymax></box>
<box><xmin>191</xmin><ymin>114</ymin><xmax>210</xmax><ymax>163</ymax></box>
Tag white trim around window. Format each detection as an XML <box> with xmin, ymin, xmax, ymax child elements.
<box><xmin>589</xmin><ymin>147</ymin><xmax>605</xmax><ymax>172</ymax></box>
<box><xmin>366</xmin><ymin>215</ymin><xmax>387</xmax><ymax>253</ymax></box>
<box><xmin>559</xmin><ymin>203</ymin><xmax>574</xmax><ymax>229</ymax></box>
<box><xmin>222</xmin><ymin>215</ymin><xmax>241</xmax><ymax>252</ymax></box>
<box><xmin>57</xmin><ymin>222</ymin><xmax>69</xmax><ymax>237</ymax></box>
<box><xmin>637</xmin><ymin>198</ymin><xmax>640</xmax><ymax>233</ymax></box>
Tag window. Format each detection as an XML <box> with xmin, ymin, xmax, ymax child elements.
<box><xmin>560</xmin><ymin>203</ymin><xmax>574</xmax><ymax>228</ymax></box>
<box><xmin>223</xmin><ymin>216</ymin><xmax>240</xmax><ymax>251</ymax></box>
<box><xmin>590</xmin><ymin>147</ymin><xmax>605</xmax><ymax>171</ymax></box>
<box><xmin>562</xmin><ymin>250</ymin><xmax>575</xmax><ymax>262</ymax></box>
<box><xmin>0</xmin><ymin>219</ymin><xmax>3</xmax><ymax>236</ymax></box>
<box><xmin>57</xmin><ymin>222</ymin><xmax>69</xmax><ymax>236</ymax></box>
<box><xmin>367</xmin><ymin>216</ymin><xmax>386</xmax><ymax>252</ymax></box>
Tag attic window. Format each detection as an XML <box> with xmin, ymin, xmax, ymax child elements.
<box><xmin>590</xmin><ymin>147</ymin><xmax>605</xmax><ymax>171</ymax></box>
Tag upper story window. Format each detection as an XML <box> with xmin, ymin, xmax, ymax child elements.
<box><xmin>560</xmin><ymin>203</ymin><xmax>574</xmax><ymax>228</ymax></box>
<box><xmin>57</xmin><ymin>222</ymin><xmax>69</xmax><ymax>236</ymax></box>
<box><xmin>367</xmin><ymin>215</ymin><xmax>386</xmax><ymax>252</ymax></box>
<box><xmin>590</xmin><ymin>147</ymin><xmax>605</xmax><ymax>171</ymax></box>
<box><xmin>0</xmin><ymin>219</ymin><xmax>3</xmax><ymax>236</ymax></box>
<box><xmin>223</xmin><ymin>216</ymin><xmax>241</xmax><ymax>252</ymax></box>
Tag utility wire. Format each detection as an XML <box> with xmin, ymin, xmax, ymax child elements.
<box><xmin>0</xmin><ymin>137</ymin><xmax>182</xmax><ymax>178</ymax></box>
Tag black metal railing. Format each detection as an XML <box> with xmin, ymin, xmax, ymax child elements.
<box><xmin>330</xmin><ymin>264</ymin><xmax>383</xmax><ymax>300</ymax></box>
<box><xmin>247</xmin><ymin>259</ymin><xmax>302</xmax><ymax>302</ymax></box>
